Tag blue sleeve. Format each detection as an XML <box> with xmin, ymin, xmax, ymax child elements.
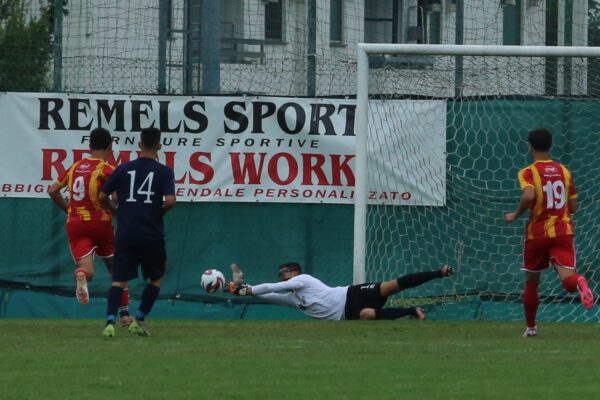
<box><xmin>101</xmin><ymin>165</ymin><xmax>122</xmax><ymax>194</ymax></box>
<box><xmin>162</xmin><ymin>166</ymin><xmax>175</xmax><ymax>196</ymax></box>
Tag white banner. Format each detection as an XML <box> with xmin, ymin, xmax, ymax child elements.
<box><xmin>0</xmin><ymin>93</ymin><xmax>446</xmax><ymax>205</ymax></box>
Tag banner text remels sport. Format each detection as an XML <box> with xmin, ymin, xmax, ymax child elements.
<box><xmin>38</xmin><ymin>97</ymin><xmax>356</xmax><ymax>136</ymax></box>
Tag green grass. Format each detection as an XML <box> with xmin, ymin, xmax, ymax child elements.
<box><xmin>0</xmin><ymin>320</ymin><xmax>599</xmax><ymax>400</ymax></box>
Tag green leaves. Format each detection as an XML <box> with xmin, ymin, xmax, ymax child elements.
<box><xmin>0</xmin><ymin>0</ymin><xmax>53</xmax><ymax>91</ymax></box>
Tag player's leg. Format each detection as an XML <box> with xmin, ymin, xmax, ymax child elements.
<box><xmin>103</xmin><ymin>280</ymin><xmax>127</xmax><ymax>338</ymax></box>
<box><xmin>521</xmin><ymin>238</ymin><xmax>548</xmax><ymax>337</ymax></box>
<box><xmin>559</xmin><ymin>267</ymin><xmax>594</xmax><ymax>310</ymax></box>
<box><xmin>66</xmin><ymin>221</ymin><xmax>97</xmax><ymax>305</ymax></box>
<box><xmin>103</xmin><ymin>247</ymin><xmax>139</xmax><ymax>337</ymax></box>
<box><xmin>74</xmin><ymin>255</ymin><xmax>95</xmax><ymax>305</ymax></box>
<box><xmin>359</xmin><ymin>307</ymin><xmax>426</xmax><ymax>320</ymax></box>
<box><xmin>129</xmin><ymin>243</ymin><xmax>167</xmax><ymax>336</ymax></box>
<box><xmin>95</xmin><ymin>223</ymin><xmax>134</xmax><ymax>326</ymax></box>
<box><xmin>550</xmin><ymin>236</ymin><xmax>594</xmax><ymax>310</ymax></box>
<box><xmin>129</xmin><ymin>278</ymin><xmax>162</xmax><ymax>337</ymax></box>
<box><xmin>379</xmin><ymin>264</ymin><xmax>453</xmax><ymax>297</ymax></box>
<box><xmin>102</xmin><ymin>256</ymin><xmax>133</xmax><ymax>326</ymax></box>
<box><xmin>522</xmin><ymin>271</ymin><xmax>541</xmax><ymax>337</ymax></box>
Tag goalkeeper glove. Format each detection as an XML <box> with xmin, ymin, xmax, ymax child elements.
<box><xmin>227</xmin><ymin>282</ymin><xmax>249</xmax><ymax>296</ymax></box>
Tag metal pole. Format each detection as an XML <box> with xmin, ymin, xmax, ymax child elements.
<box><xmin>201</xmin><ymin>0</ymin><xmax>221</xmax><ymax>94</ymax></box>
<box><xmin>52</xmin><ymin>0</ymin><xmax>63</xmax><ymax>92</ymax></box>
<box><xmin>454</xmin><ymin>0</ymin><xmax>464</xmax><ymax>98</ymax></box>
<box><xmin>353</xmin><ymin>46</ymin><xmax>369</xmax><ymax>285</ymax></box>
<box><xmin>158</xmin><ymin>0</ymin><xmax>169</xmax><ymax>94</ymax></box>
<box><xmin>307</xmin><ymin>0</ymin><xmax>316</xmax><ymax>97</ymax></box>
<box><xmin>357</xmin><ymin>44</ymin><xmax>600</xmax><ymax>58</ymax></box>
<box><xmin>564</xmin><ymin>0</ymin><xmax>573</xmax><ymax>95</ymax></box>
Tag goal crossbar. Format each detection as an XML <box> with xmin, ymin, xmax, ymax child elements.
<box><xmin>357</xmin><ymin>44</ymin><xmax>600</xmax><ymax>57</ymax></box>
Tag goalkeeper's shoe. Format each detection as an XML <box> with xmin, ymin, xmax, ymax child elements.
<box><xmin>522</xmin><ymin>326</ymin><xmax>538</xmax><ymax>338</ymax></box>
<box><xmin>230</xmin><ymin>263</ymin><xmax>245</xmax><ymax>285</ymax></box>
<box><xmin>75</xmin><ymin>272</ymin><xmax>89</xmax><ymax>305</ymax></box>
<box><xmin>102</xmin><ymin>323</ymin><xmax>115</xmax><ymax>338</ymax></box>
<box><xmin>440</xmin><ymin>265</ymin><xmax>453</xmax><ymax>277</ymax></box>
<box><xmin>577</xmin><ymin>276</ymin><xmax>594</xmax><ymax>310</ymax></box>
<box><xmin>129</xmin><ymin>319</ymin><xmax>150</xmax><ymax>336</ymax></box>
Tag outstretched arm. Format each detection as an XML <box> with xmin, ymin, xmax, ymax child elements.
<box><xmin>230</xmin><ymin>278</ymin><xmax>304</xmax><ymax>297</ymax></box>
<box><xmin>504</xmin><ymin>187</ymin><xmax>534</xmax><ymax>224</ymax></box>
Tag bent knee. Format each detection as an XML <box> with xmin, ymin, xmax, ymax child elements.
<box><xmin>359</xmin><ymin>308</ymin><xmax>376</xmax><ymax>320</ymax></box>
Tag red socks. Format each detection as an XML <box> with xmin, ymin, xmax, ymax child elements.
<box><xmin>74</xmin><ymin>268</ymin><xmax>92</xmax><ymax>281</ymax></box>
<box><xmin>523</xmin><ymin>280</ymin><xmax>540</xmax><ymax>328</ymax></box>
<box><xmin>522</xmin><ymin>274</ymin><xmax>580</xmax><ymax>328</ymax></box>
<box><xmin>119</xmin><ymin>288</ymin><xmax>130</xmax><ymax>309</ymax></box>
<box><xmin>561</xmin><ymin>274</ymin><xmax>580</xmax><ymax>293</ymax></box>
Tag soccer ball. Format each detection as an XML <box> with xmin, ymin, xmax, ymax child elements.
<box><xmin>201</xmin><ymin>269</ymin><xmax>226</xmax><ymax>293</ymax></box>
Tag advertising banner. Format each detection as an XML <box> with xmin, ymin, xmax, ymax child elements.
<box><xmin>0</xmin><ymin>93</ymin><xmax>446</xmax><ymax>205</ymax></box>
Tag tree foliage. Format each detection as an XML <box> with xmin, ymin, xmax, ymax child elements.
<box><xmin>0</xmin><ymin>0</ymin><xmax>53</xmax><ymax>91</ymax></box>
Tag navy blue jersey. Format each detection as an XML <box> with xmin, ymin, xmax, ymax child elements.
<box><xmin>102</xmin><ymin>157</ymin><xmax>175</xmax><ymax>246</ymax></box>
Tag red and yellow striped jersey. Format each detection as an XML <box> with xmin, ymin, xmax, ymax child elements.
<box><xmin>55</xmin><ymin>158</ymin><xmax>115</xmax><ymax>223</ymax></box>
<box><xmin>517</xmin><ymin>160</ymin><xmax>577</xmax><ymax>240</ymax></box>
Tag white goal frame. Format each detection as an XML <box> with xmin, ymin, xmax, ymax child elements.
<box><xmin>353</xmin><ymin>44</ymin><xmax>600</xmax><ymax>284</ymax></box>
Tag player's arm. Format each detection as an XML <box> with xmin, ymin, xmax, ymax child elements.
<box><xmin>567</xmin><ymin>171</ymin><xmax>578</xmax><ymax>213</ymax></box>
<box><xmin>232</xmin><ymin>279</ymin><xmax>304</xmax><ymax>297</ymax></box>
<box><xmin>47</xmin><ymin>182</ymin><xmax>69</xmax><ymax>213</ymax></box>
<box><xmin>98</xmin><ymin>190</ymin><xmax>118</xmax><ymax>214</ymax></box>
<box><xmin>161</xmin><ymin>168</ymin><xmax>176</xmax><ymax>215</ymax></box>
<box><xmin>100</xmin><ymin>165</ymin><xmax>120</xmax><ymax>214</ymax></box>
<box><xmin>162</xmin><ymin>194</ymin><xmax>176</xmax><ymax>215</ymax></box>
<box><xmin>505</xmin><ymin>168</ymin><xmax>535</xmax><ymax>224</ymax></box>
<box><xmin>504</xmin><ymin>186</ymin><xmax>535</xmax><ymax>224</ymax></box>
<box><xmin>568</xmin><ymin>197</ymin><xmax>578</xmax><ymax>213</ymax></box>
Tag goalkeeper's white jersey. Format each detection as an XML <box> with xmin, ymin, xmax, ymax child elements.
<box><xmin>251</xmin><ymin>274</ymin><xmax>349</xmax><ymax>320</ymax></box>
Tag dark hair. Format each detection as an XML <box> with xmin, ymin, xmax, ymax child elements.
<box><xmin>89</xmin><ymin>127</ymin><xmax>112</xmax><ymax>150</ymax></box>
<box><xmin>279</xmin><ymin>262</ymin><xmax>302</xmax><ymax>274</ymax></box>
<box><xmin>528</xmin><ymin>127</ymin><xmax>552</xmax><ymax>152</ymax></box>
<box><xmin>140</xmin><ymin>127</ymin><xmax>161</xmax><ymax>149</ymax></box>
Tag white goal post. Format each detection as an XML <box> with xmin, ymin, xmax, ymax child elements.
<box><xmin>353</xmin><ymin>44</ymin><xmax>600</xmax><ymax>285</ymax></box>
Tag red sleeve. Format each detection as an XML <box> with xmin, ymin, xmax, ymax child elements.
<box><xmin>517</xmin><ymin>167</ymin><xmax>534</xmax><ymax>190</ymax></box>
<box><xmin>569</xmin><ymin>174</ymin><xmax>577</xmax><ymax>199</ymax></box>
<box><xmin>102</xmin><ymin>163</ymin><xmax>115</xmax><ymax>180</ymax></box>
<box><xmin>56</xmin><ymin>164</ymin><xmax>74</xmax><ymax>188</ymax></box>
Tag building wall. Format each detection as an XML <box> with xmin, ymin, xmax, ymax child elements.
<box><xmin>58</xmin><ymin>0</ymin><xmax>588</xmax><ymax>97</ymax></box>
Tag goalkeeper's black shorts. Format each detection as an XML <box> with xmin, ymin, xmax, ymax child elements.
<box><xmin>344</xmin><ymin>282</ymin><xmax>387</xmax><ymax>320</ymax></box>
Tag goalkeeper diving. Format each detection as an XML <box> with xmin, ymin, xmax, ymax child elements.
<box><xmin>227</xmin><ymin>262</ymin><xmax>452</xmax><ymax>320</ymax></box>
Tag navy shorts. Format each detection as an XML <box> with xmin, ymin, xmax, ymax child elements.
<box><xmin>112</xmin><ymin>242</ymin><xmax>167</xmax><ymax>282</ymax></box>
<box><xmin>344</xmin><ymin>282</ymin><xmax>387</xmax><ymax>320</ymax></box>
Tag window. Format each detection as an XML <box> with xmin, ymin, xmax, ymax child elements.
<box><xmin>364</xmin><ymin>0</ymin><xmax>440</xmax><ymax>44</ymax></box>
<box><xmin>265</xmin><ymin>0</ymin><xmax>284</xmax><ymax>42</ymax></box>
<box><xmin>503</xmin><ymin>0</ymin><xmax>521</xmax><ymax>45</ymax></box>
<box><xmin>330</xmin><ymin>0</ymin><xmax>343</xmax><ymax>43</ymax></box>
<box><xmin>421</xmin><ymin>0</ymin><xmax>441</xmax><ymax>45</ymax></box>
<box><xmin>364</xmin><ymin>0</ymin><xmax>402</xmax><ymax>43</ymax></box>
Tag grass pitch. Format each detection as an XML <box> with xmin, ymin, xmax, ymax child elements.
<box><xmin>0</xmin><ymin>319</ymin><xmax>598</xmax><ymax>400</ymax></box>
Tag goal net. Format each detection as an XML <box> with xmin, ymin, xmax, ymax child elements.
<box><xmin>355</xmin><ymin>44</ymin><xmax>600</xmax><ymax>322</ymax></box>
